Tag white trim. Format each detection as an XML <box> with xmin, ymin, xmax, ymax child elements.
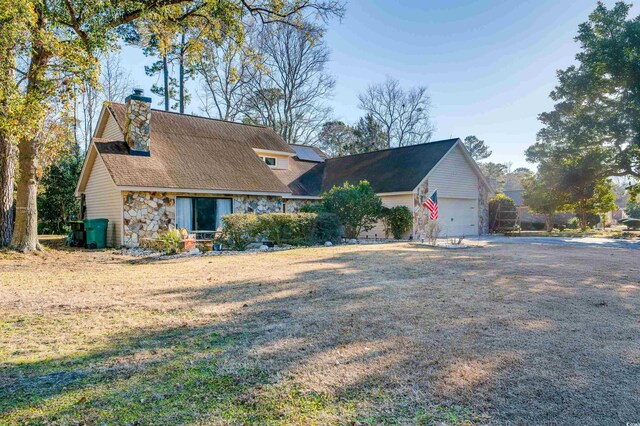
<box><xmin>283</xmin><ymin>195</ymin><xmax>322</xmax><ymax>200</ymax></box>
<box><xmin>253</xmin><ymin>148</ymin><xmax>295</xmax><ymax>157</ymax></box>
<box><xmin>376</xmin><ymin>191</ymin><xmax>413</xmax><ymax>196</ymax></box>
<box><xmin>117</xmin><ymin>186</ymin><xmax>291</xmax><ymax>197</ymax></box>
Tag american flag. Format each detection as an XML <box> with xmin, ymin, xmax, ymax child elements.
<box><xmin>423</xmin><ymin>190</ymin><xmax>438</xmax><ymax>219</ymax></box>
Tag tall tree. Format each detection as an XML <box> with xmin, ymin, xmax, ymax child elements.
<box><xmin>37</xmin><ymin>151</ymin><xmax>83</xmax><ymax>234</ymax></box>
<box><xmin>463</xmin><ymin>135</ymin><xmax>491</xmax><ymax>161</ymax></box>
<box><xmin>101</xmin><ymin>53</ymin><xmax>135</xmax><ymax>102</ymax></box>
<box><xmin>522</xmin><ymin>171</ymin><xmax>568</xmax><ymax>231</ymax></box>
<box><xmin>0</xmin><ymin>1</ymin><xmax>33</xmax><ymax>246</ymax></box>
<box><xmin>317</xmin><ymin>121</ymin><xmax>355</xmax><ymax>157</ymax></box>
<box><xmin>5</xmin><ymin>0</ymin><xmax>344</xmax><ymax>252</ymax></box>
<box><xmin>358</xmin><ymin>76</ymin><xmax>434</xmax><ymax>148</ymax></box>
<box><xmin>196</xmin><ymin>32</ymin><xmax>260</xmax><ymax>121</ymax></box>
<box><xmin>351</xmin><ymin>114</ymin><xmax>387</xmax><ymax>154</ymax></box>
<box><xmin>480</xmin><ymin>162</ymin><xmax>508</xmax><ymax>191</ymax></box>
<box><xmin>244</xmin><ymin>22</ymin><xmax>335</xmax><ymax>144</ymax></box>
<box><xmin>529</xmin><ymin>2</ymin><xmax>640</xmax><ymax>189</ymax></box>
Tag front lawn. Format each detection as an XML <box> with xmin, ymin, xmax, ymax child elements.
<box><xmin>1</xmin><ymin>242</ymin><xmax>639</xmax><ymax>424</ymax></box>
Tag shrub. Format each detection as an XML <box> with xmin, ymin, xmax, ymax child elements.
<box><xmin>219</xmin><ymin>214</ymin><xmax>259</xmax><ymax>250</ymax></box>
<box><xmin>299</xmin><ymin>203</ymin><xmax>325</xmax><ymax>213</ymax></box>
<box><xmin>256</xmin><ymin>213</ymin><xmax>317</xmax><ymax>246</ymax></box>
<box><xmin>383</xmin><ymin>206</ymin><xmax>412</xmax><ymax>239</ymax></box>
<box><xmin>314</xmin><ymin>212</ymin><xmax>342</xmax><ymax>243</ymax></box>
<box><xmin>489</xmin><ymin>194</ymin><xmax>517</xmax><ymax>232</ymax></box>
<box><xmin>520</xmin><ymin>222</ymin><xmax>546</xmax><ymax>231</ymax></box>
<box><xmin>425</xmin><ymin>220</ymin><xmax>442</xmax><ymax>245</ymax></box>
<box><xmin>620</xmin><ymin>218</ymin><xmax>640</xmax><ymax>230</ymax></box>
<box><xmin>157</xmin><ymin>228</ymin><xmax>182</xmax><ymax>254</ymax></box>
<box><xmin>626</xmin><ymin>199</ymin><xmax>640</xmax><ymax>219</ymax></box>
<box><xmin>322</xmin><ymin>180</ymin><xmax>383</xmax><ymax>239</ymax></box>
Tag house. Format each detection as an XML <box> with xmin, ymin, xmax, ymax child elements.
<box><xmin>75</xmin><ymin>90</ymin><xmax>493</xmax><ymax>247</ymax></box>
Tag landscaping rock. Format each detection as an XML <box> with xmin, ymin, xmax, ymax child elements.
<box><xmin>348</xmin><ymin>239</ymin><xmax>358</xmax><ymax>245</ymax></box>
<box><xmin>324</xmin><ymin>241</ymin><xmax>333</xmax><ymax>246</ymax></box>
<box><xmin>259</xmin><ymin>245</ymin><xmax>270</xmax><ymax>251</ymax></box>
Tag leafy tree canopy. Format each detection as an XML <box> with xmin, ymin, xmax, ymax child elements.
<box><xmin>463</xmin><ymin>135</ymin><xmax>491</xmax><ymax>161</ymax></box>
<box><xmin>321</xmin><ymin>180</ymin><xmax>383</xmax><ymax>239</ymax></box>
<box><xmin>527</xmin><ymin>2</ymin><xmax>640</xmax><ymax>190</ymax></box>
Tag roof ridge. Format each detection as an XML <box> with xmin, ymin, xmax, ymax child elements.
<box><xmin>325</xmin><ymin>138</ymin><xmax>460</xmax><ymax>161</ymax></box>
<box><xmin>108</xmin><ymin>102</ymin><xmax>270</xmax><ymax>130</ymax></box>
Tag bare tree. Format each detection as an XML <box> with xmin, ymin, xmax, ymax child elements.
<box><xmin>358</xmin><ymin>76</ymin><xmax>434</xmax><ymax>148</ymax></box>
<box><xmin>196</xmin><ymin>36</ymin><xmax>260</xmax><ymax>121</ymax></box>
<box><xmin>100</xmin><ymin>53</ymin><xmax>135</xmax><ymax>102</ymax></box>
<box><xmin>243</xmin><ymin>23</ymin><xmax>335</xmax><ymax>144</ymax></box>
<box><xmin>74</xmin><ymin>53</ymin><xmax>135</xmax><ymax>152</ymax></box>
<box><xmin>75</xmin><ymin>82</ymin><xmax>100</xmax><ymax>152</ymax></box>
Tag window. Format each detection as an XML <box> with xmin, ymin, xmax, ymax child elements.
<box><xmin>175</xmin><ymin>197</ymin><xmax>232</xmax><ymax>231</ymax></box>
<box><xmin>260</xmin><ymin>156</ymin><xmax>277</xmax><ymax>167</ymax></box>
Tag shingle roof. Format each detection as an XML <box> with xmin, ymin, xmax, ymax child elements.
<box><xmin>92</xmin><ymin>104</ymin><xmax>464</xmax><ymax>196</ymax></box>
<box><xmin>276</xmin><ymin>140</ymin><xmax>460</xmax><ymax>196</ymax></box>
<box><xmin>320</xmin><ymin>139</ymin><xmax>459</xmax><ymax>194</ymax></box>
<box><xmin>271</xmin><ymin>158</ymin><xmax>325</xmax><ymax>196</ymax></box>
<box><xmin>96</xmin><ymin>104</ymin><xmax>292</xmax><ymax>194</ymax></box>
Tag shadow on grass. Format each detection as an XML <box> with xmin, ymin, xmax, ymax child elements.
<box><xmin>2</xmin><ymin>244</ymin><xmax>639</xmax><ymax>424</ymax></box>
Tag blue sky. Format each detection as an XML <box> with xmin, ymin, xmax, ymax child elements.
<box><xmin>121</xmin><ymin>0</ymin><xmax>637</xmax><ymax>170</ymax></box>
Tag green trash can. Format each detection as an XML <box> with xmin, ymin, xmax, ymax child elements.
<box><xmin>84</xmin><ymin>218</ymin><xmax>109</xmax><ymax>249</ymax></box>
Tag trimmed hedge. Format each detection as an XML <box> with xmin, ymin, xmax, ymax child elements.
<box><xmin>218</xmin><ymin>214</ymin><xmax>260</xmax><ymax>251</ymax></box>
<box><xmin>257</xmin><ymin>213</ymin><xmax>317</xmax><ymax>246</ymax></box>
<box><xmin>218</xmin><ymin>212</ymin><xmax>342</xmax><ymax>250</ymax></box>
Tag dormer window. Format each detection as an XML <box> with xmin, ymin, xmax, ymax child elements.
<box><xmin>260</xmin><ymin>156</ymin><xmax>277</xmax><ymax>167</ymax></box>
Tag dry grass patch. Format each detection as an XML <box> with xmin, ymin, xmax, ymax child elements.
<box><xmin>1</xmin><ymin>241</ymin><xmax>639</xmax><ymax>424</ymax></box>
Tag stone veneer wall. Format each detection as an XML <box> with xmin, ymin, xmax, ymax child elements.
<box><xmin>123</xmin><ymin>191</ymin><xmax>284</xmax><ymax>247</ymax></box>
<box><xmin>478</xmin><ymin>180</ymin><xmax>490</xmax><ymax>235</ymax></box>
<box><xmin>283</xmin><ymin>198</ymin><xmax>317</xmax><ymax>213</ymax></box>
<box><xmin>123</xmin><ymin>192</ymin><xmax>175</xmax><ymax>247</ymax></box>
<box><xmin>233</xmin><ymin>195</ymin><xmax>283</xmax><ymax>214</ymax></box>
<box><xmin>124</xmin><ymin>95</ymin><xmax>151</xmax><ymax>153</ymax></box>
<box><xmin>412</xmin><ymin>179</ymin><xmax>431</xmax><ymax>240</ymax></box>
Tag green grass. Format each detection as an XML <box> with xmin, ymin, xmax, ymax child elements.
<box><xmin>1</xmin><ymin>329</ymin><xmax>363</xmax><ymax>425</ymax></box>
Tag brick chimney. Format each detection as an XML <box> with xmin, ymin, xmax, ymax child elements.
<box><xmin>124</xmin><ymin>88</ymin><xmax>152</xmax><ymax>156</ymax></box>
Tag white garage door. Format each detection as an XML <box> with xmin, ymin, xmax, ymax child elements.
<box><xmin>438</xmin><ymin>198</ymin><xmax>478</xmax><ymax>237</ymax></box>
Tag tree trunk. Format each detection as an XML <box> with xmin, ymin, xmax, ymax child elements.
<box><xmin>163</xmin><ymin>54</ymin><xmax>169</xmax><ymax>111</ymax></box>
<box><xmin>179</xmin><ymin>32</ymin><xmax>185</xmax><ymax>114</ymax></box>
<box><xmin>11</xmin><ymin>134</ymin><xmax>40</xmax><ymax>252</ymax></box>
<box><xmin>0</xmin><ymin>134</ymin><xmax>15</xmax><ymax>247</ymax></box>
<box><xmin>578</xmin><ymin>211</ymin><xmax>588</xmax><ymax>232</ymax></box>
<box><xmin>545</xmin><ymin>214</ymin><xmax>553</xmax><ymax>232</ymax></box>
<box><xmin>0</xmin><ymin>42</ymin><xmax>16</xmax><ymax>247</ymax></box>
<box><xmin>11</xmin><ymin>20</ymin><xmax>48</xmax><ymax>252</ymax></box>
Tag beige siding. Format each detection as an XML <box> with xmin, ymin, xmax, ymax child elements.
<box><xmin>85</xmin><ymin>154</ymin><xmax>122</xmax><ymax>246</ymax></box>
<box><xmin>427</xmin><ymin>144</ymin><xmax>479</xmax><ymax>199</ymax></box>
<box><xmin>272</xmin><ymin>155</ymin><xmax>289</xmax><ymax>170</ymax></box>
<box><xmin>100</xmin><ymin>112</ymin><xmax>124</xmax><ymax>140</ymax></box>
<box><xmin>260</xmin><ymin>154</ymin><xmax>289</xmax><ymax>170</ymax></box>
<box><xmin>359</xmin><ymin>193</ymin><xmax>413</xmax><ymax>240</ymax></box>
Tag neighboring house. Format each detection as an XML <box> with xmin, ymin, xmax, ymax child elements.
<box><xmin>75</xmin><ymin>90</ymin><xmax>493</xmax><ymax>247</ymax></box>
